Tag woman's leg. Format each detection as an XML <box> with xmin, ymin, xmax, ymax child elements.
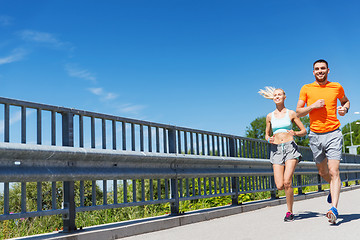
<box><xmin>272</xmin><ymin>164</ymin><xmax>285</xmax><ymax>191</ymax></box>
<box><xmin>283</xmin><ymin>159</ymin><xmax>298</xmax><ymax>213</ymax></box>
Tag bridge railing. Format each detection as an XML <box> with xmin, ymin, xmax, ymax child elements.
<box><xmin>0</xmin><ymin>96</ymin><xmax>360</xmax><ymax>233</ymax></box>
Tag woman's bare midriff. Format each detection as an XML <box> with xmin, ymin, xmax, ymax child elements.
<box><xmin>273</xmin><ymin>132</ymin><xmax>294</xmax><ymax>144</ymax></box>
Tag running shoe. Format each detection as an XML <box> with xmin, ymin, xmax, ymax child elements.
<box><xmin>326</xmin><ymin>207</ymin><xmax>338</xmax><ymax>224</ymax></box>
<box><xmin>327</xmin><ymin>192</ymin><xmax>332</xmax><ymax>204</ymax></box>
<box><xmin>284</xmin><ymin>212</ymin><xmax>294</xmax><ymax>222</ymax></box>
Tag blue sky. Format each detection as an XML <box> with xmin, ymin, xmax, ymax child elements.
<box><xmin>1</xmin><ymin>0</ymin><xmax>360</xmax><ymax>137</ymax></box>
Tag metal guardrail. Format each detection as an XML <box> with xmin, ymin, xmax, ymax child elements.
<box><xmin>0</xmin><ymin>96</ymin><xmax>360</xmax><ymax>233</ymax></box>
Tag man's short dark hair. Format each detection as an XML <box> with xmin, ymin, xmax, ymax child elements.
<box><xmin>313</xmin><ymin>59</ymin><xmax>328</xmax><ymax>68</ymax></box>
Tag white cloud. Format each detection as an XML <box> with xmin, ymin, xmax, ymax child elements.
<box><xmin>87</xmin><ymin>87</ymin><xmax>118</xmax><ymax>101</ymax></box>
<box><xmin>0</xmin><ymin>15</ymin><xmax>13</xmax><ymax>26</ymax></box>
<box><xmin>0</xmin><ymin>48</ymin><xmax>28</xmax><ymax>65</ymax></box>
<box><xmin>65</xmin><ymin>64</ymin><xmax>97</xmax><ymax>83</ymax></box>
<box><xmin>18</xmin><ymin>30</ymin><xmax>72</xmax><ymax>50</ymax></box>
<box><xmin>66</xmin><ymin>64</ymin><xmax>118</xmax><ymax>101</ymax></box>
<box><xmin>88</xmin><ymin>87</ymin><xmax>103</xmax><ymax>95</ymax></box>
<box><xmin>104</xmin><ymin>92</ymin><xmax>118</xmax><ymax>100</ymax></box>
<box><xmin>20</xmin><ymin>30</ymin><xmax>59</xmax><ymax>44</ymax></box>
<box><xmin>118</xmin><ymin>104</ymin><xmax>145</xmax><ymax>115</ymax></box>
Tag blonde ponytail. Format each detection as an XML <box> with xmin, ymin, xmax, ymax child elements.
<box><xmin>258</xmin><ymin>86</ymin><xmax>276</xmax><ymax>99</ymax></box>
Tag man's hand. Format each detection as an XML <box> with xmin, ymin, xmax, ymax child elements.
<box><xmin>312</xmin><ymin>99</ymin><xmax>325</xmax><ymax>109</ymax></box>
<box><xmin>337</xmin><ymin>106</ymin><xmax>347</xmax><ymax>116</ymax></box>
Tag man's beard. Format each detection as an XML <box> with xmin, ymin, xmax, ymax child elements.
<box><xmin>316</xmin><ymin>76</ymin><xmax>327</xmax><ymax>82</ymax></box>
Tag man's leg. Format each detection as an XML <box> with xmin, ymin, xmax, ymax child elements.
<box><xmin>327</xmin><ymin>159</ymin><xmax>341</xmax><ymax>208</ymax></box>
<box><xmin>316</xmin><ymin>158</ymin><xmax>331</xmax><ymax>183</ymax></box>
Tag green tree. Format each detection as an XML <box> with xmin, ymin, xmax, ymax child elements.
<box><xmin>246</xmin><ymin>116</ymin><xmax>266</xmax><ymax>140</ymax></box>
<box><xmin>342</xmin><ymin>120</ymin><xmax>360</xmax><ymax>154</ymax></box>
<box><xmin>293</xmin><ymin>116</ymin><xmax>310</xmax><ymax>147</ymax></box>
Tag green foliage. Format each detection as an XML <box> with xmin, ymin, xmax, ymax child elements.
<box><xmin>342</xmin><ymin>120</ymin><xmax>360</xmax><ymax>154</ymax></box>
<box><xmin>293</xmin><ymin>116</ymin><xmax>310</xmax><ymax>147</ymax></box>
<box><xmin>246</xmin><ymin>116</ymin><xmax>267</xmax><ymax>140</ymax></box>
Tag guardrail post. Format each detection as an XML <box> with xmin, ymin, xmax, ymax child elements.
<box><xmin>270</xmin><ymin>176</ymin><xmax>277</xmax><ymax>199</ymax></box>
<box><xmin>168</xmin><ymin>127</ymin><xmax>179</xmax><ymax>215</ymax></box>
<box><xmin>344</xmin><ymin>173</ymin><xmax>349</xmax><ymax>187</ymax></box>
<box><xmin>317</xmin><ymin>174</ymin><xmax>323</xmax><ymax>192</ymax></box>
<box><xmin>229</xmin><ymin>137</ymin><xmax>239</xmax><ymax>205</ymax></box>
<box><xmin>268</xmin><ymin>143</ymin><xmax>277</xmax><ymax>199</ymax></box>
<box><xmin>62</xmin><ymin>112</ymin><xmax>77</xmax><ymax>232</ymax></box>
<box><xmin>296</xmin><ymin>175</ymin><xmax>303</xmax><ymax>195</ymax></box>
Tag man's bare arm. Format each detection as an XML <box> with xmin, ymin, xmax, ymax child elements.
<box><xmin>337</xmin><ymin>95</ymin><xmax>350</xmax><ymax>116</ymax></box>
<box><xmin>296</xmin><ymin>99</ymin><xmax>325</xmax><ymax>118</ymax></box>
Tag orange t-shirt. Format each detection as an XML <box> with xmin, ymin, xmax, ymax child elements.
<box><xmin>299</xmin><ymin>81</ymin><xmax>345</xmax><ymax>133</ymax></box>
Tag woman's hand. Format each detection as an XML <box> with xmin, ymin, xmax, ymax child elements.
<box><xmin>287</xmin><ymin>130</ymin><xmax>296</xmax><ymax>136</ymax></box>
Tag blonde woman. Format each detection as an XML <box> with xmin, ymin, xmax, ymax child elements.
<box><xmin>260</xmin><ymin>87</ymin><xmax>307</xmax><ymax>221</ymax></box>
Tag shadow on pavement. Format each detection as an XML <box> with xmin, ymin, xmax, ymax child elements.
<box><xmin>337</xmin><ymin>214</ymin><xmax>360</xmax><ymax>225</ymax></box>
<box><xmin>295</xmin><ymin>211</ymin><xmax>324</xmax><ymax>220</ymax></box>
<box><xmin>295</xmin><ymin>211</ymin><xmax>360</xmax><ymax>226</ymax></box>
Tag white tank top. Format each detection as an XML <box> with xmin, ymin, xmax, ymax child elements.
<box><xmin>271</xmin><ymin>109</ymin><xmax>292</xmax><ymax>134</ymax></box>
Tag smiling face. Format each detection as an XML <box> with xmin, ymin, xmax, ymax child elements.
<box><xmin>273</xmin><ymin>89</ymin><xmax>286</xmax><ymax>104</ymax></box>
<box><xmin>313</xmin><ymin>62</ymin><xmax>329</xmax><ymax>83</ymax></box>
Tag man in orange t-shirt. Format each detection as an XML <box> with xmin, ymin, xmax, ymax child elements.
<box><xmin>296</xmin><ymin>59</ymin><xmax>350</xmax><ymax>224</ymax></box>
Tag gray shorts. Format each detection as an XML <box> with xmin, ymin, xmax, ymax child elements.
<box><xmin>270</xmin><ymin>141</ymin><xmax>302</xmax><ymax>165</ymax></box>
<box><xmin>308</xmin><ymin>128</ymin><xmax>343</xmax><ymax>163</ymax></box>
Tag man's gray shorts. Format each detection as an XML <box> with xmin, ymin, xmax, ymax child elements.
<box><xmin>308</xmin><ymin>128</ymin><xmax>343</xmax><ymax>163</ymax></box>
<box><xmin>270</xmin><ymin>141</ymin><xmax>302</xmax><ymax>165</ymax></box>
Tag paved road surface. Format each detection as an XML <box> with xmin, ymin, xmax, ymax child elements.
<box><xmin>121</xmin><ymin>189</ymin><xmax>360</xmax><ymax>240</ymax></box>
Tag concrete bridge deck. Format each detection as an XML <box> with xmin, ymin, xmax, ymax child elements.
<box><xmin>122</xmin><ymin>187</ymin><xmax>360</xmax><ymax>240</ymax></box>
<box><xmin>15</xmin><ymin>185</ymin><xmax>360</xmax><ymax>240</ymax></box>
